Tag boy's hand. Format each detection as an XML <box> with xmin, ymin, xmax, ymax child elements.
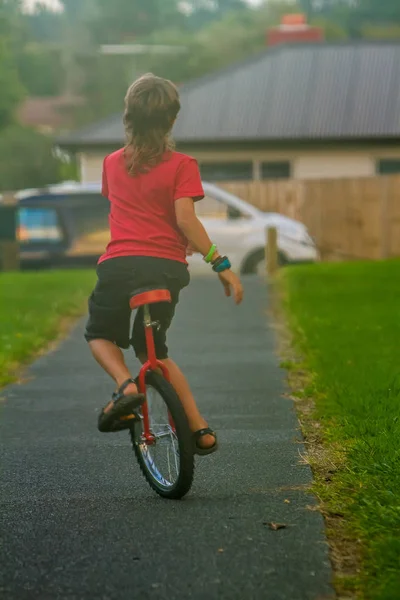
<box><xmin>218</xmin><ymin>270</ymin><xmax>244</xmax><ymax>305</ymax></box>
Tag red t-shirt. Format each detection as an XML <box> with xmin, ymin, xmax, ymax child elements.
<box><xmin>98</xmin><ymin>149</ymin><xmax>204</xmax><ymax>264</ymax></box>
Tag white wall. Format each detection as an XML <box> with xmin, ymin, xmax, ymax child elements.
<box><xmin>78</xmin><ymin>147</ymin><xmax>400</xmax><ymax>183</ymax></box>
<box><xmin>293</xmin><ymin>153</ymin><xmax>375</xmax><ymax>179</ymax></box>
<box><xmin>79</xmin><ymin>153</ymin><xmax>104</xmax><ymax>183</ymax></box>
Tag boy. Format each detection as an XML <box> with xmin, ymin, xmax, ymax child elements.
<box><xmin>85</xmin><ymin>74</ymin><xmax>243</xmax><ymax>455</ymax></box>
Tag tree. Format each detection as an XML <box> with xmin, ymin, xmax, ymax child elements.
<box><xmin>187</xmin><ymin>0</ymin><xmax>247</xmax><ymax>11</ymax></box>
<box><xmin>357</xmin><ymin>0</ymin><xmax>400</xmax><ymax>21</ymax></box>
<box><xmin>0</xmin><ymin>41</ymin><xmax>24</xmax><ymax>127</ymax></box>
<box><xmin>24</xmin><ymin>4</ymin><xmax>64</xmax><ymax>43</ymax></box>
<box><xmin>186</xmin><ymin>0</ymin><xmax>248</xmax><ymax>30</ymax></box>
<box><xmin>135</xmin><ymin>2</ymin><xmax>292</xmax><ymax>84</ymax></box>
<box><xmin>88</xmin><ymin>0</ymin><xmax>184</xmax><ymax>43</ymax></box>
<box><xmin>0</xmin><ymin>125</ymin><xmax>63</xmax><ymax>191</ymax></box>
<box><xmin>17</xmin><ymin>46</ymin><xmax>64</xmax><ymax>96</ymax></box>
<box><xmin>298</xmin><ymin>0</ymin><xmax>400</xmax><ymax>35</ymax></box>
<box><xmin>0</xmin><ymin>4</ymin><xmax>25</xmax><ymax>128</ymax></box>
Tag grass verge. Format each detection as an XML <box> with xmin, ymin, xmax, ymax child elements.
<box><xmin>279</xmin><ymin>260</ymin><xmax>400</xmax><ymax>600</ymax></box>
<box><xmin>0</xmin><ymin>270</ymin><xmax>94</xmax><ymax>387</ymax></box>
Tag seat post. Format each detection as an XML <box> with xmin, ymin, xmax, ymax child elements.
<box><xmin>143</xmin><ymin>303</ymin><xmax>158</xmax><ymax>370</ymax></box>
<box><xmin>143</xmin><ymin>303</ymin><xmax>152</xmax><ymax>328</ymax></box>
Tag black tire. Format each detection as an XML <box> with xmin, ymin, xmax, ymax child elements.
<box><xmin>130</xmin><ymin>371</ymin><xmax>195</xmax><ymax>499</ymax></box>
<box><xmin>241</xmin><ymin>248</ymin><xmax>288</xmax><ymax>275</ymax></box>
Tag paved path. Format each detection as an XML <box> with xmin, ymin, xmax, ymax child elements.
<box><xmin>1</xmin><ymin>277</ymin><xmax>333</xmax><ymax>600</ymax></box>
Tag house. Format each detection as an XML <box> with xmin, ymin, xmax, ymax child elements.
<box><xmin>59</xmin><ymin>39</ymin><xmax>400</xmax><ymax>183</ymax></box>
<box><xmin>19</xmin><ymin>95</ymin><xmax>84</xmax><ymax>134</ymax></box>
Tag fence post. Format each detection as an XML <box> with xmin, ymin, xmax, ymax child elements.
<box><xmin>265</xmin><ymin>226</ymin><xmax>278</xmax><ymax>276</ymax></box>
<box><xmin>380</xmin><ymin>176</ymin><xmax>390</xmax><ymax>259</ymax></box>
<box><xmin>0</xmin><ymin>193</ymin><xmax>20</xmax><ymax>272</ymax></box>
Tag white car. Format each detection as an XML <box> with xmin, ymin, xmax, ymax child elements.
<box><xmin>189</xmin><ymin>183</ymin><xmax>318</xmax><ymax>274</ymax></box>
<box><xmin>11</xmin><ymin>181</ymin><xmax>318</xmax><ymax>271</ymax></box>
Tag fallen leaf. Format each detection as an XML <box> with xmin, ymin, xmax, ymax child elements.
<box><xmin>264</xmin><ymin>522</ymin><xmax>287</xmax><ymax>531</ymax></box>
<box><xmin>284</xmin><ymin>499</ymin><xmax>291</xmax><ymax>504</ymax></box>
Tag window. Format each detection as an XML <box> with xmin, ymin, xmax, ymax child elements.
<box><xmin>61</xmin><ymin>193</ymin><xmax>110</xmax><ymax>256</ymax></box>
<box><xmin>377</xmin><ymin>159</ymin><xmax>400</xmax><ymax>175</ymax></box>
<box><xmin>62</xmin><ymin>193</ymin><xmax>110</xmax><ymax>237</ymax></box>
<box><xmin>195</xmin><ymin>195</ymin><xmax>228</xmax><ymax>219</ymax></box>
<box><xmin>17</xmin><ymin>208</ymin><xmax>63</xmax><ymax>244</ymax></box>
<box><xmin>195</xmin><ymin>195</ymin><xmax>248</xmax><ymax>221</ymax></box>
<box><xmin>200</xmin><ymin>162</ymin><xmax>253</xmax><ymax>181</ymax></box>
<box><xmin>261</xmin><ymin>161</ymin><xmax>291</xmax><ymax>180</ymax></box>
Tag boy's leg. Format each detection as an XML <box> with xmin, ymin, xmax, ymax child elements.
<box><xmin>137</xmin><ymin>352</ymin><xmax>215</xmax><ymax>450</ymax></box>
<box><xmin>89</xmin><ymin>339</ymin><xmax>138</xmax><ymax>412</ymax></box>
<box><xmin>85</xmin><ymin>264</ymin><xmax>140</xmax><ymax>415</ymax></box>
<box><xmin>161</xmin><ymin>358</ymin><xmax>216</xmax><ymax>450</ymax></box>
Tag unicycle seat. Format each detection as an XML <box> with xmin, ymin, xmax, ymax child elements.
<box><xmin>130</xmin><ymin>287</ymin><xmax>171</xmax><ymax>310</ymax></box>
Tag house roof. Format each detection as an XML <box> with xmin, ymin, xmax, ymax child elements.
<box><xmin>19</xmin><ymin>95</ymin><xmax>84</xmax><ymax>133</ymax></box>
<box><xmin>59</xmin><ymin>40</ymin><xmax>400</xmax><ymax>148</ymax></box>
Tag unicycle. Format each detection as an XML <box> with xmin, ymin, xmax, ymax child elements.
<box><xmin>128</xmin><ymin>287</ymin><xmax>195</xmax><ymax>499</ymax></box>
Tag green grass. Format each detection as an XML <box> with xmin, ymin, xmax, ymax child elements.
<box><xmin>282</xmin><ymin>260</ymin><xmax>400</xmax><ymax>600</ymax></box>
<box><xmin>0</xmin><ymin>270</ymin><xmax>95</xmax><ymax>386</ymax></box>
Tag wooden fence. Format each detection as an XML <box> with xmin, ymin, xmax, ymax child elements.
<box><xmin>220</xmin><ymin>175</ymin><xmax>400</xmax><ymax>261</ymax></box>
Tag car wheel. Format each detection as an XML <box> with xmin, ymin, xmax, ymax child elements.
<box><xmin>241</xmin><ymin>249</ymin><xmax>288</xmax><ymax>275</ymax></box>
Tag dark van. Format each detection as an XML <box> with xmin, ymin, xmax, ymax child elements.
<box><xmin>15</xmin><ymin>182</ymin><xmax>109</xmax><ymax>267</ymax></box>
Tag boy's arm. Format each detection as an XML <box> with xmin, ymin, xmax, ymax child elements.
<box><xmin>175</xmin><ymin>197</ymin><xmax>243</xmax><ymax>305</ymax></box>
<box><xmin>175</xmin><ymin>197</ymin><xmax>219</xmax><ymax>261</ymax></box>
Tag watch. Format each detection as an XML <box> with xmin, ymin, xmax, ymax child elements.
<box><xmin>212</xmin><ymin>256</ymin><xmax>231</xmax><ymax>273</ymax></box>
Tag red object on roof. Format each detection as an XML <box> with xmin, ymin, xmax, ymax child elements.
<box><xmin>267</xmin><ymin>14</ymin><xmax>324</xmax><ymax>47</ymax></box>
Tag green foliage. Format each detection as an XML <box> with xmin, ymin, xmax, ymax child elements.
<box><xmin>283</xmin><ymin>260</ymin><xmax>400</xmax><ymax>599</ymax></box>
<box><xmin>186</xmin><ymin>0</ymin><xmax>248</xmax><ymax>30</ymax></box>
<box><xmin>0</xmin><ymin>35</ymin><xmax>24</xmax><ymax>127</ymax></box>
<box><xmin>361</xmin><ymin>23</ymin><xmax>400</xmax><ymax>40</ymax></box>
<box><xmin>301</xmin><ymin>0</ymin><xmax>400</xmax><ymax>35</ymax></box>
<box><xmin>65</xmin><ymin>0</ymin><xmax>184</xmax><ymax>43</ymax></box>
<box><xmin>0</xmin><ymin>125</ymin><xmax>62</xmax><ymax>191</ymax></box>
<box><xmin>357</xmin><ymin>0</ymin><xmax>400</xmax><ymax>21</ymax></box>
<box><xmin>0</xmin><ymin>2</ymin><xmax>25</xmax><ymax>127</ymax></box>
<box><xmin>24</xmin><ymin>5</ymin><xmax>64</xmax><ymax>43</ymax></box>
<box><xmin>134</xmin><ymin>3</ymin><xmax>295</xmax><ymax>85</ymax></box>
<box><xmin>17</xmin><ymin>44</ymin><xmax>64</xmax><ymax>96</ymax></box>
<box><xmin>76</xmin><ymin>53</ymin><xmax>132</xmax><ymax>123</ymax></box>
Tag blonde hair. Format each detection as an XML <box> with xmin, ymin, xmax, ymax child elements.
<box><xmin>123</xmin><ymin>73</ymin><xmax>181</xmax><ymax>176</ymax></box>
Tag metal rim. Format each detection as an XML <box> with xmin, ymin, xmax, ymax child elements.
<box><xmin>135</xmin><ymin>385</ymin><xmax>181</xmax><ymax>490</ymax></box>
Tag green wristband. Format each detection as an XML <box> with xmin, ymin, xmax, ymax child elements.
<box><xmin>204</xmin><ymin>244</ymin><xmax>217</xmax><ymax>264</ymax></box>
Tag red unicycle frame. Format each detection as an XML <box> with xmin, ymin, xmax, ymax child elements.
<box><xmin>129</xmin><ymin>288</ymin><xmax>174</xmax><ymax>444</ymax></box>
<box><xmin>129</xmin><ymin>286</ymin><xmax>195</xmax><ymax>499</ymax></box>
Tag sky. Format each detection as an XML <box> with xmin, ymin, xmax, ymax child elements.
<box><xmin>24</xmin><ymin>0</ymin><xmax>263</xmax><ymax>12</ymax></box>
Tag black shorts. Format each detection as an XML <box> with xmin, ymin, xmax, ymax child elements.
<box><xmin>84</xmin><ymin>256</ymin><xmax>190</xmax><ymax>359</ymax></box>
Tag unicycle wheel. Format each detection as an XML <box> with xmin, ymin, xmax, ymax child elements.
<box><xmin>130</xmin><ymin>371</ymin><xmax>195</xmax><ymax>499</ymax></box>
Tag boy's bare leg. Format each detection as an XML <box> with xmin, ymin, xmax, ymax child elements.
<box><xmin>138</xmin><ymin>354</ymin><xmax>215</xmax><ymax>449</ymax></box>
<box><xmin>89</xmin><ymin>339</ymin><xmax>139</xmax><ymax>412</ymax></box>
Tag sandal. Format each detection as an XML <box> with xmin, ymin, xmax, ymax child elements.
<box><xmin>98</xmin><ymin>378</ymin><xmax>145</xmax><ymax>433</ymax></box>
<box><xmin>193</xmin><ymin>427</ymin><xmax>218</xmax><ymax>456</ymax></box>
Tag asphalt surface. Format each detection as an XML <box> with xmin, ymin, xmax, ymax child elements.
<box><xmin>1</xmin><ymin>276</ymin><xmax>333</xmax><ymax>600</ymax></box>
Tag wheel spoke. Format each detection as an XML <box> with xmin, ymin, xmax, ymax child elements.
<box><xmin>135</xmin><ymin>384</ymin><xmax>181</xmax><ymax>488</ymax></box>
